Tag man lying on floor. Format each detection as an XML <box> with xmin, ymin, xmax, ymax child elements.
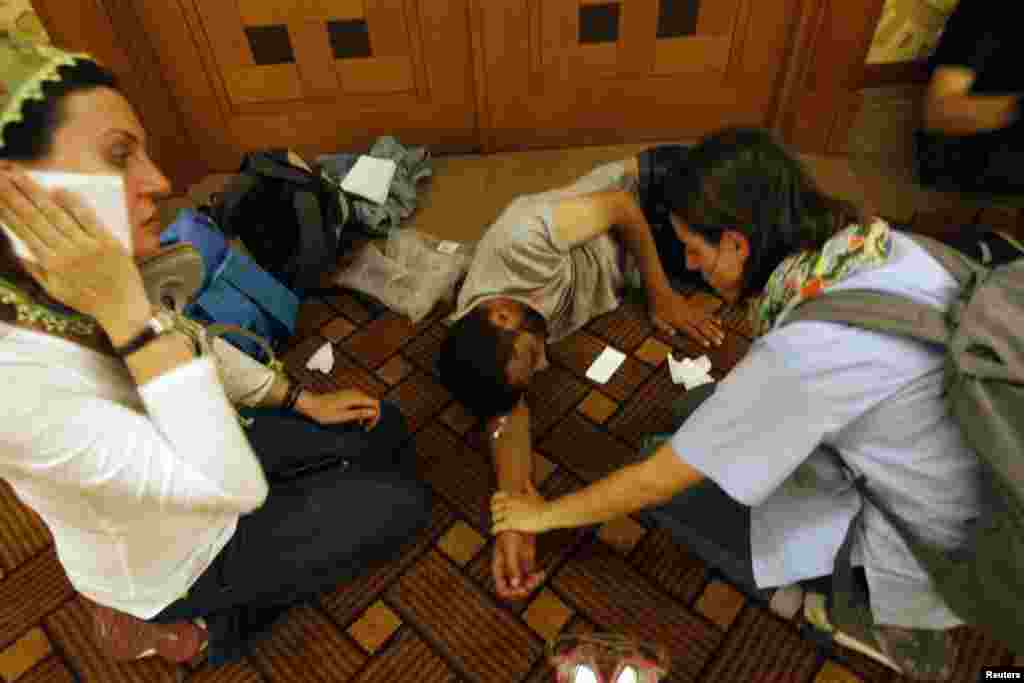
<box><xmin>437</xmin><ymin>146</ymin><xmax>725</xmax><ymax>601</ymax></box>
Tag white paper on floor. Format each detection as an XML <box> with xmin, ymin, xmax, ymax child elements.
<box><xmin>667</xmin><ymin>353</ymin><xmax>713</xmax><ymax>390</ymax></box>
<box><xmin>586</xmin><ymin>346</ymin><xmax>627</xmax><ymax>384</ymax></box>
<box><xmin>306</xmin><ymin>342</ymin><xmax>335</xmax><ymax>374</ymax></box>
<box><xmin>340</xmin><ymin>155</ymin><xmax>398</xmax><ymax>205</ymax></box>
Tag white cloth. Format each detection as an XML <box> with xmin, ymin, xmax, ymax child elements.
<box><xmin>341</xmin><ymin>155</ymin><xmax>398</xmax><ymax>205</ymax></box>
<box><xmin>1</xmin><ymin>172</ymin><xmax>131</xmax><ymax>262</ymax></box>
<box><xmin>667</xmin><ymin>353</ymin><xmax>713</xmax><ymax>389</ymax></box>
<box><xmin>669</xmin><ymin>230</ymin><xmax>983</xmax><ymax>629</ymax></box>
<box><xmin>0</xmin><ymin>323</ymin><xmax>271</xmax><ymax>618</ymax></box>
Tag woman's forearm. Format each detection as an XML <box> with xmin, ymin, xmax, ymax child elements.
<box><xmin>120</xmin><ymin>330</ymin><xmax>200</xmax><ymax>387</ymax></box>
<box><xmin>540</xmin><ymin>441</ymin><xmax>703</xmax><ymax>530</ymax></box>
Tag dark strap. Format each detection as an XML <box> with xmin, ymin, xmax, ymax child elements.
<box><xmin>241</xmin><ymin>150</ymin><xmax>317</xmax><ymax>187</ymax></box>
<box><xmin>211</xmin><ymin>174</ymin><xmax>260</xmax><ymax>238</ymax></box>
<box><xmin>832</xmin><ymin>461</ymin><xmax>935</xmax><ymax>631</ymax></box>
<box><xmin>288</xmin><ymin>189</ymin><xmax>332</xmax><ymax>292</ymax></box>
<box><xmin>832</xmin><ymin>501</ymin><xmax>870</xmax><ymax>628</ymax></box>
<box><xmin>239</xmin><ymin>151</ymin><xmax>337</xmax><ymax>291</ymax></box>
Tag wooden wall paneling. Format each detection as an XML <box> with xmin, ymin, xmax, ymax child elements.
<box><xmin>32</xmin><ymin>0</ymin><xmax>205</xmax><ymax>189</ymax></box>
<box><xmin>400</xmin><ymin>0</ymin><xmax>431</xmax><ymax>100</ymax></box>
<box><xmin>468</xmin><ymin>0</ymin><xmax>493</xmax><ymax>152</ymax></box>
<box><xmin>366</xmin><ymin>0</ymin><xmax>409</xmax><ymax>58</ymax></box>
<box><xmin>220</xmin><ymin>0</ymin><xmax>477</xmax><ymax>160</ymax></box>
<box><xmin>336</xmin><ymin>57</ymin><xmax>416</xmax><ymax>95</ymax></box>
<box><xmin>699</xmin><ymin>0</ymin><xmax>742</xmax><ymax>36</ymax></box>
<box><xmin>479</xmin><ymin>1</ymin><xmax>532</xmax><ymax>144</ymax></box>
<box><xmin>479</xmin><ymin>0</ymin><xmax>808</xmax><ymax>152</ymax></box>
<box><xmin>129</xmin><ymin>0</ymin><xmax>239</xmax><ymax>175</ymax></box>
<box><xmin>291</xmin><ymin>20</ymin><xmax>343</xmax><ymax>98</ymax></box>
<box><xmin>773</xmin><ymin>0</ymin><xmax>888</xmax><ymax>155</ymax></box>
<box><xmin>619</xmin><ymin>0</ymin><xmax>657</xmax><ymax>78</ymax></box>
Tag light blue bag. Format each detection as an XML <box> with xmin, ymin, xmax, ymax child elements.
<box><xmin>160</xmin><ymin>208</ymin><xmax>299</xmax><ymax>360</ymax></box>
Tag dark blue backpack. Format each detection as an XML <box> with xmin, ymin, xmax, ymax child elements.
<box><xmin>160</xmin><ymin>208</ymin><xmax>299</xmax><ymax>360</ymax></box>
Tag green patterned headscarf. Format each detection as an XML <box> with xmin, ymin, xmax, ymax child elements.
<box><xmin>753</xmin><ymin>219</ymin><xmax>893</xmax><ymax>336</ymax></box>
<box><xmin>0</xmin><ymin>31</ymin><xmax>93</xmax><ymax>151</ymax></box>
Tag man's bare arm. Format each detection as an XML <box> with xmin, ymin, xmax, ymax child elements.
<box><xmin>487</xmin><ymin>399</ymin><xmax>533</xmax><ymax>494</ymax></box>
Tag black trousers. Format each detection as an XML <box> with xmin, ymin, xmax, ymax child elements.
<box><xmin>154</xmin><ymin>402</ymin><xmax>432</xmax><ymax>665</ymax></box>
<box><xmin>641</xmin><ymin>383</ymin><xmax>863</xmax><ymax>603</ymax></box>
<box><xmin>638</xmin><ymin>383</ymin><xmax>766</xmax><ymax>599</ymax></box>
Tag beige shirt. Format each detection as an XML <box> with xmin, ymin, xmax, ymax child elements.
<box><xmin>449</xmin><ymin>161</ymin><xmax>633</xmax><ymax>342</ymax></box>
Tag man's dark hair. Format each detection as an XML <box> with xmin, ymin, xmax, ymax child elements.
<box><xmin>438</xmin><ymin>305</ymin><xmax>526</xmax><ymax>422</ymax></box>
<box><xmin>0</xmin><ymin>59</ymin><xmax>119</xmax><ymax>162</ymax></box>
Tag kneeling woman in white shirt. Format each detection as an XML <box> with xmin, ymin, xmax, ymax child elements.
<box><xmin>0</xmin><ymin>36</ymin><xmax>430</xmax><ymax>666</ymax></box>
<box><xmin>491</xmin><ymin>128</ymin><xmax>985</xmax><ymax>681</ymax></box>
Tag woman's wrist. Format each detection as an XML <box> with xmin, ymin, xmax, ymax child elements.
<box><xmin>283</xmin><ymin>378</ymin><xmax>304</xmax><ymax>411</ymax></box>
<box><xmin>537</xmin><ymin>500</ymin><xmax>560</xmax><ymax>533</ymax></box>
<box><xmin>294</xmin><ymin>388</ymin><xmax>317</xmax><ymax>416</ymax></box>
<box><xmin>99</xmin><ymin>301</ymin><xmax>161</xmax><ymax>349</ymax></box>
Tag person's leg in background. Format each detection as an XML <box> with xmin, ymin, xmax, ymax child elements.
<box><xmin>154</xmin><ymin>401</ymin><xmax>432</xmax><ymax>665</ymax></box>
<box><xmin>634</xmin><ymin>383</ymin><xmax>770</xmax><ymax>602</ymax></box>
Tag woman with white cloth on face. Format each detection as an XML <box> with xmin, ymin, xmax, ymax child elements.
<box><xmin>0</xmin><ymin>34</ymin><xmax>430</xmax><ymax>666</ymax></box>
<box><xmin>491</xmin><ymin>127</ymin><xmax>983</xmax><ymax>682</ymax></box>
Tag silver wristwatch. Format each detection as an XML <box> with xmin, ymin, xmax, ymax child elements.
<box><xmin>113</xmin><ymin>309</ymin><xmax>177</xmax><ymax>357</ymax></box>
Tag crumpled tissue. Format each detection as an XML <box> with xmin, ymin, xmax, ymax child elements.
<box><xmin>306</xmin><ymin>342</ymin><xmax>335</xmax><ymax>374</ymax></box>
<box><xmin>667</xmin><ymin>353</ymin><xmax>714</xmax><ymax>390</ymax></box>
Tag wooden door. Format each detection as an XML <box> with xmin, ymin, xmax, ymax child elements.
<box><xmin>775</xmin><ymin>0</ymin><xmax>888</xmax><ymax>155</ymax></box>
<box><xmin>474</xmin><ymin>0</ymin><xmax>804</xmax><ymax>151</ymax></box>
<box><xmin>130</xmin><ymin>0</ymin><xmax>478</xmax><ymax>171</ymax></box>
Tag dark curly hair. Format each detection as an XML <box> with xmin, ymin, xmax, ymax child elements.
<box><xmin>665</xmin><ymin>127</ymin><xmax>867</xmax><ymax>299</ymax></box>
<box><xmin>437</xmin><ymin>306</ymin><xmax>526</xmax><ymax>422</ymax></box>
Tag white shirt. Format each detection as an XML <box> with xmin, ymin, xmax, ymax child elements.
<box><xmin>0</xmin><ymin>323</ymin><xmax>273</xmax><ymax>618</ymax></box>
<box><xmin>671</xmin><ymin>230</ymin><xmax>983</xmax><ymax>629</ymax></box>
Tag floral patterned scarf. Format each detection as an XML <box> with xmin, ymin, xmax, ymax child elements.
<box><xmin>753</xmin><ymin>219</ymin><xmax>893</xmax><ymax>336</ymax></box>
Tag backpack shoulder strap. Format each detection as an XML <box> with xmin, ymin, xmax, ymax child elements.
<box><xmin>904</xmin><ymin>233</ymin><xmax>987</xmax><ymax>286</ymax></box>
<box><xmin>242</xmin><ymin>150</ymin><xmax>316</xmax><ymax>186</ymax></box>
<box><xmin>783</xmin><ymin>289</ymin><xmax>950</xmax><ymax>347</ymax></box>
<box><xmin>287</xmin><ymin>188</ymin><xmax>333</xmax><ymax>292</ymax></box>
<box><xmin>211</xmin><ymin>174</ymin><xmax>260</xmax><ymax>237</ymax></box>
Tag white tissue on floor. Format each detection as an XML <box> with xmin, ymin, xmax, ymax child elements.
<box><xmin>667</xmin><ymin>353</ymin><xmax>714</xmax><ymax>390</ymax></box>
<box><xmin>340</xmin><ymin>155</ymin><xmax>398</xmax><ymax>205</ymax></box>
<box><xmin>306</xmin><ymin>342</ymin><xmax>335</xmax><ymax>373</ymax></box>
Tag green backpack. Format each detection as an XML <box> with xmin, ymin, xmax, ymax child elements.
<box><xmin>784</xmin><ymin>233</ymin><xmax>1024</xmax><ymax>653</ymax></box>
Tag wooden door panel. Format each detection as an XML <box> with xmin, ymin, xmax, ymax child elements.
<box><xmin>482</xmin><ymin>0</ymin><xmax>801</xmax><ymax>150</ymax></box>
<box><xmin>776</xmin><ymin>0</ymin><xmax>887</xmax><ymax>154</ymax></box>
<box><xmin>134</xmin><ymin>0</ymin><xmax>476</xmax><ymax>169</ymax></box>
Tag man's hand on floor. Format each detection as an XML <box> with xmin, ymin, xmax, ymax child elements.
<box><xmin>493</xmin><ymin>531</ymin><xmax>545</xmax><ymax>600</ymax></box>
<box><xmin>650</xmin><ymin>290</ymin><xmax>725</xmax><ymax>348</ymax></box>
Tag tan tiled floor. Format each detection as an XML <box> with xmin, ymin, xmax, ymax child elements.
<box><xmin>4</xmin><ymin>123</ymin><xmax>1023</xmax><ymax>681</ymax></box>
